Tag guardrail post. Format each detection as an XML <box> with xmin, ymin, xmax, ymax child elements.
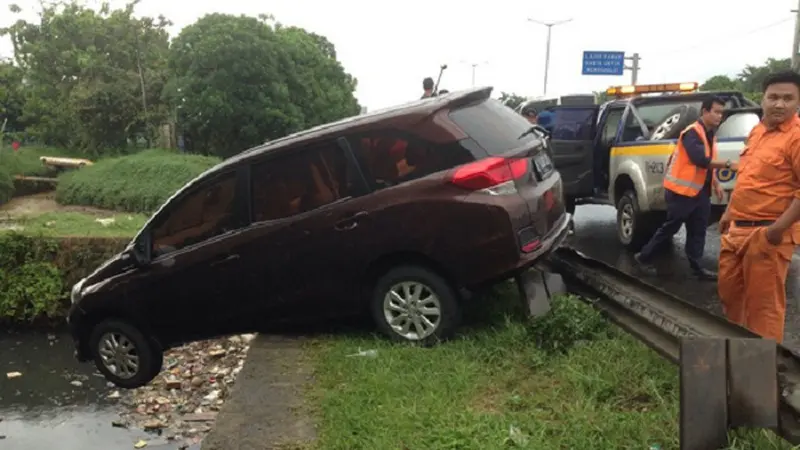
<box><xmin>680</xmin><ymin>337</ymin><xmax>728</xmax><ymax>450</ymax></box>
<box><xmin>679</xmin><ymin>337</ymin><xmax>778</xmax><ymax>450</ymax></box>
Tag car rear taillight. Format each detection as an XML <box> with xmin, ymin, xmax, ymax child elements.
<box><xmin>449</xmin><ymin>157</ymin><xmax>528</xmax><ymax>193</ymax></box>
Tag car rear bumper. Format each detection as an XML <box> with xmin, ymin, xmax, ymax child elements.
<box><xmin>466</xmin><ymin>212</ymin><xmax>571</xmax><ymax>290</ymax></box>
<box><xmin>514</xmin><ymin>212</ymin><xmax>571</xmax><ymax>269</ymax></box>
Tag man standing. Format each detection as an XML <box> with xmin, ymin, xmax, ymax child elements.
<box><xmin>635</xmin><ymin>96</ymin><xmax>732</xmax><ymax>280</ymax></box>
<box><xmin>718</xmin><ymin>71</ymin><xmax>800</xmax><ymax>343</ymax></box>
<box><xmin>521</xmin><ymin>104</ymin><xmax>538</xmax><ymax>124</ymax></box>
<box><xmin>421</xmin><ymin>77</ymin><xmax>435</xmax><ymax>99</ymax></box>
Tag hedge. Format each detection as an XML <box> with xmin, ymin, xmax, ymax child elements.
<box><xmin>0</xmin><ymin>233</ymin><xmax>128</xmax><ymax>325</ymax></box>
<box><xmin>0</xmin><ymin>164</ymin><xmax>13</xmax><ymax>205</ymax></box>
<box><xmin>56</xmin><ymin>149</ymin><xmax>221</xmax><ymax>214</ymax></box>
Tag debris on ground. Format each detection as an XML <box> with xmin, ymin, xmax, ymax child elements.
<box><xmin>112</xmin><ymin>334</ymin><xmax>254</xmax><ymax>447</ymax></box>
<box><xmin>6</xmin><ymin>372</ymin><xmax>22</xmax><ymax>379</ymax></box>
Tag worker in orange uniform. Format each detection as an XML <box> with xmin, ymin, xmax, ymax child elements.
<box><xmin>718</xmin><ymin>70</ymin><xmax>800</xmax><ymax>343</ymax></box>
<box><xmin>635</xmin><ymin>96</ymin><xmax>732</xmax><ymax>280</ymax></box>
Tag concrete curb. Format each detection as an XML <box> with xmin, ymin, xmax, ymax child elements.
<box><xmin>201</xmin><ymin>335</ymin><xmax>316</xmax><ymax>450</ymax></box>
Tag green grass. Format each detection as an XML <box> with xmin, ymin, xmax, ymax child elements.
<box><xmin>306</xmin><ymin>289</ymin><xmax>797</xmax><ymax>450</ymax></box>
<box><xmin>4</xmin><ymin>211</ymin><xmax>147</xmax><ymax>237</ymax></box>
<box><xmin>0</xmin><ymin>145</ymin><xmax>81</xmax><ymax>177</ymax></box>
<box><xmin>56</xmin><ymin>149</ymin><xmax>221</xmax><ymax>213</ymax></box>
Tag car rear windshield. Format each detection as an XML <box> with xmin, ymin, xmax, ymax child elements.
<box><xmin>449</xmin><ymin>99</ymin><xmax>540</xmax><ymax>155</ymax></box>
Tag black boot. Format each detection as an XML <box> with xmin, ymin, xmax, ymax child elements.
<box><xmin>634</xmin><ymin>252</ymin><xmax>657</xmax><ymax>276</ymax></box>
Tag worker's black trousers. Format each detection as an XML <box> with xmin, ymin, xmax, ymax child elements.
<box><xmin>638</xmin><ymin>189</ymin><xmax>710</xmax><ymax>272</ymax></box>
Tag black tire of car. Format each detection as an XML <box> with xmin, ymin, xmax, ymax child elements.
<box><xmin>649</xmin><ymin>105</ymin><xmax>700</xmax><ymax>141</ymax></box>
<box><xmin>616</xmin><ymin>190</ymin><xmax>664</xmax><ymax>250</ymax></box>
<box><xmin>89</xmin><ymin>319</ymin><xmax>163</xmax><ymax>389</ymax></box>
<box><xmin>370</xmin><ymin>265</ymin><xmax>461</xmax><ymax>345</ymax></box>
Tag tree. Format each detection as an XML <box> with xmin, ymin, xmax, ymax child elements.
<box><xmin>700</xmin><ymin>75</ymin><xmax>739</xmax><ymax>92</ymax></box>
<box><xmin>1</xmin><ymin>1</ymin><xmax>171</xmax><ymax>153</ymax></box>
<box><xmin>167</xmin><ymin>14</ymin><xmax>360</xmax><ymax>158</ymax></box>
<box><xmin>700</xmin><ymin>58</ymin><xmax>791</xmax><ymax>104</ymax></box>
<box><xmin>0</xmin><ymin>59</ymin><xmax>25</xmax><ymax>138</ymax></box>
<box><xmin>499</xmin><ymin>92</ymin><xmax>526</xmax><ymax>110</ymax></box>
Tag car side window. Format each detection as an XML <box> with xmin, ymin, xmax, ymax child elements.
<box><xmin>251</xmin><ymin>142</ymin><xmax>352</xmax><ymax>222</ymax></box>
<box><xmin>151</xmin><ymin>172</ymin><xmax>238</xmax><ymax>257</ymax></box>
<box><xmin>601</xmin><ymin>109</ymin><xmax>624</xmax><ymax>146</ymax></box>
<box><xmin>551</xmin><ymin>108</ymin><xmax>595</xmax><ymax>140</ymax></box>
<box><xmin>350</xmin><ymin>133</ymin><xmax>472</xmax><ymax>190</ymax></box>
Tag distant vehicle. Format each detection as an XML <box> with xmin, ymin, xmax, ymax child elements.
<box><xmin>547</xmin><ymin>81</ymin><xmax>758</xmax><ymax>248</ymax></box>
<box><xmin>513</xmin><ymin>94</ymin><xmax>597</xmax><ymax>114</ymax></box>
<box><xmin>68</xmin><ymin>86</ymin><xmax>571</xmax><ymax>388</ymax></box>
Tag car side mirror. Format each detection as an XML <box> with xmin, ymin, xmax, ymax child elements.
<box><xmin>129</xmin><ymin>231</ymin><xmax>152</xmax><ymax>268</ymax></box>
<box><xmin>128</xmin><ymin>247</ymin><xmax>148</xmax><ymax>267</ymax></box>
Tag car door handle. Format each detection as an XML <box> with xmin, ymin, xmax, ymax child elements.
<box><xmin>210</xmin><ymin>254</ymin><xmax>240</xmax><ymax>267</ymax></box>
<box><xmin>334</xmin><ymin>211</ymin><xmax>369</xmax><ymax>231</ymax></box>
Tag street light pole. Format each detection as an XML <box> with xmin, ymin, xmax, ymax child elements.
<box><xmin>527</xmin><ymin>18</ymin><xmax>573</xmax><ymax>96</ymax></box>
<box><xmin>459</xmin><ymin>60</ymin><xmax>489</xmax><ymax>86</ymax></box>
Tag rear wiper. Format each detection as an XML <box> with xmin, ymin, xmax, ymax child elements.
<box><xmin>518</xmin><ymin>125</ymin><xmax>549</xmax><ymax>140</ymax></box>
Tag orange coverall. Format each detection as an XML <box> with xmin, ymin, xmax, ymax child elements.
<box><xmin>718</xmin><ymin>116</ymin><xmax>800</xmax><ymax>343</ymax></box>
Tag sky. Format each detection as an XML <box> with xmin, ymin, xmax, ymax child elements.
<box><xmin>0</xmin><ymin>0</ymin><xmax>797</xmax><ymax>110</ymax></box>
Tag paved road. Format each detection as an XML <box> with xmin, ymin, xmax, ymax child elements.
<box><xmin>568</xmin><ymin>204</ymin><xmax>800</xmax><ymax>349</ymax></box>
<box><xmin>0</xmin><ymin>330</ymin><xmax>188</xmax><ymax>450</ymax></box>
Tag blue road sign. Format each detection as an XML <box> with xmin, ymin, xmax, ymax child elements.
<box><xmin>582</xmin><ymin>51</ymin><xmax>625</xmax><ymax>76</ymax></box>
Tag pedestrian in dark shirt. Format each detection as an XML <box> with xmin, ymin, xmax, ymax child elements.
<box><xmin>421</xmin><ymin>77</ymin><xmax>435</xmax><ymax>99</ymax></box>
<box><xmin>634</xmin><ymin>96</ymin><xmax>733</xmax><ymax>280</ymax></box>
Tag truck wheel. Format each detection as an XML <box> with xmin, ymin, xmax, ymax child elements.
<box><xmin>616</xmin><ymin>190</ymin><xmax>663</xmax><ymax>250</ymax></box>
<box><xmin>370</xmin><ymin>265</ymin><xmax>461</xmax><ymax>345</ymax></box>
<box><xmin>89</xmin><ymin>319</ymin><xmax>163</xmax><ymax>389</ymax></box>
<box><xmin>650</xmin><ymin>105</ymin><xmax>699</xmax><ymax>140</ymax></box>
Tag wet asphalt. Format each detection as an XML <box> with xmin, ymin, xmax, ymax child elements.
<box><xmin>568</xmin><ymin>204</ymin><xmax>800</xmax><ymax>349</ymax></box>
<box><xmin>2</xmin><ymin>205</ymin><xmax>799</xmax><ymax>449</ymax></box>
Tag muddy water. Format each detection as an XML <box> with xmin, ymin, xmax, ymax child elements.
<box><xmin>0</xmin><ymin>330</ymin><xmax>189</xmax><ymax>449</ymax></box>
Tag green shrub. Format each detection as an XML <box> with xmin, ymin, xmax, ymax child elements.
<box><xmin>0</xmin><ymin>164</ymin><xmax>13</xmax><ymax>204</ymax></box>
<box><xmin>0</xmin><ymin>233</ymin><xmax>127</xmax><ymax>323</ymax></box>
<box><xmin>56</xmin><ymin>149</ymin><xmax>221</xmax><ymax>213</ymax></box>
<box><xmin>528</xmin><ymin>294</ymin><xmax>611</xmax><ymax>354</ymax></box>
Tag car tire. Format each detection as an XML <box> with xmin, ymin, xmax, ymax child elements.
<box><xmin>650</xmin><ymin>105</ymin><xmax>699</xmax><ymax>141</ymax></box>
<box><xmin>616</xmin><ymin>190</ymin><xmax>663</xmax><ymax>250</ymax></box>
<box><xmin>89</xmin><ymin>319</ymin><xmax>163</xmax><ymax>389</ymax></box>
<box><xmin>371</xmin><ymin>265</ymin><xmax>461</xmax><ymax>345</ymax></box>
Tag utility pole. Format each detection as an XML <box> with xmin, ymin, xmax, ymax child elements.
<box><xmin>528</xmin><ymin>18</ymin><xmax>573</xmax><ymax>96</ymax></box>
<box><xmin>625</xmin><ymin>53</ymin><xmax>641</xmax><ymax>85</ymax></box>
<box><xmin>792</xmin><ymin>2</ymin><xmax>800</xmax><ymax>72</ymax></box>
<box><xmin>459</xmin><ymin>60</ymin><xmax>488</xmax><ymax>86</ymax></box>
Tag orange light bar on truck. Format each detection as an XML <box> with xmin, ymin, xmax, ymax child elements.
<box><xmin>606</xmin><ymin>82</ymin><xmax>699</xmax><ymax>96</ymax></box>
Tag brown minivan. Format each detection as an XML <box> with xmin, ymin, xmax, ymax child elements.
<box><xmin>67</xmin><ymin>87</ymin><xmax>571</xmax><ymax>388</ymax></box>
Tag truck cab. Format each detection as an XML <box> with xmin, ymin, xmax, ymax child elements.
<box><xmin>546</xmin><ymin>82</ymin><xmax>760</xmax><ymax>249</ymax></box>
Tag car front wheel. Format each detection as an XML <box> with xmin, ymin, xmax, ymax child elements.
<box><xmin>371</xmin><ymin>265</ymin><xmax>461</xmax><ymax>344</ymax></box>
<box><xmin>89</xmin><ymin>319</ymin><xmax>163</xmax><ymax>389</ymax></box>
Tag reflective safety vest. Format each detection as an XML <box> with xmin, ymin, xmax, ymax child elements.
<box><xmin>663</xmin><ymin>121</ymin><xmax>717</xmax><ymax>197</ymax></box>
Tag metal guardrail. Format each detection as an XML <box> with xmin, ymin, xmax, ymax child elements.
<box><xmin>542</xmin><ymin>246</ymin><xmax>800</xmax><ymax>449</ymax></box>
